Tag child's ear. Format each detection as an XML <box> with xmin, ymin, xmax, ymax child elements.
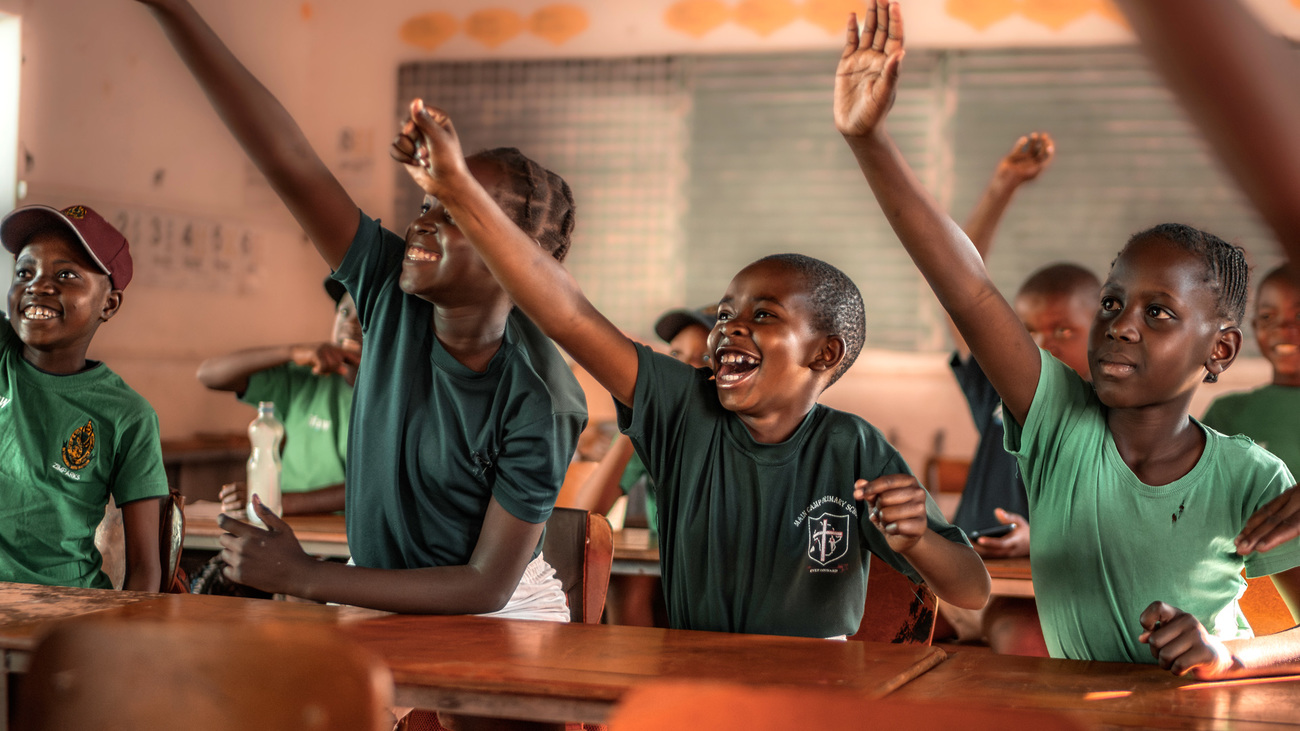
<box><xmin>100</xmin><ymin>290</ymin><xmax>124</xmax><ymax>323</ymax></box>
<box><xmin>809</xmin><ymin>334</ymin><xmax>847</xmax><ymax>376</ymax></box>
<box><xmin>1204</xmin><ymin>324</ymin><xmax>1242</xmax><ymax>383</ymax></box>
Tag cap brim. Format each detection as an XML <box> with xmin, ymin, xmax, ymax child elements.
<box><xmin>0</xmin><ymin>205</ymin><xmax>112</xmax><ymax>276</ymax></box>
<box><xmin>654</xmin><ymin>309</ymin><xmax>716</xmax><ymax>343</ymax></box>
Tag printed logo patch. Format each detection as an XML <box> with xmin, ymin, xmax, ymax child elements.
<box><xmin>0</xmin><ymin>395</ymin><xmax>10</xmax><ymax>410</ymax></box>
<box><xmin>62</xmin><ymin>205</ymin><xmax>88</xmax><ymax>220</ymax></box>
<box><xmin>62</xmin><ymin>419</ymin><xmax>95</xmax><ymax>471</ymax></box>
<box><xmin>807</xmin><ymin>511</ymin><xmax>849</xmax><ymax>566</ymax></box>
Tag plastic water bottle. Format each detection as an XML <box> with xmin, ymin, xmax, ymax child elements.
<box><xmin>246</xmin><ymin>401</ymin><xmax>284</xmax><ymax>527</ymax></box>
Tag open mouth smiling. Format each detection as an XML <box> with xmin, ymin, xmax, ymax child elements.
<box><xmin>714</xmin><ymin>350</ymin><xmax>760</xmax><ymax>385</ymax></box>
<box><xmin>22</xmin><ymin>305</ymin><xmax>59</xmax><ymax>321</ymax></box>
<box><xmin>405</xmin><ymin>245</ymin><xmax>441</xmax><ymax>263</ymax></box>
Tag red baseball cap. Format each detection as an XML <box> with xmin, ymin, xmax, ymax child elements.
<box><xmin>1</xmin><ymin>204</ymin><xmax>133</xmax><ymax>290</ymax></box>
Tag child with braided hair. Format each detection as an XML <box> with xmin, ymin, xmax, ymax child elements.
<box><xmin>139</xmin><ymin>0</ymin><xmax>586</xmax><ymax>627</ymax></box>
<box><xmin>840</xmin><ymin>0</ymin><xmax>1300</xmax><ymax>679</ymax></box>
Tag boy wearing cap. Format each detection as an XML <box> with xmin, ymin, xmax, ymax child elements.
<box><xmin>198</xmin><ymin>277</ymin><xmax>360</xmax><ymax>515</ymax></box>
<box><xmin>1</xmin><ymin>204</ymin><xmax>167</xmax><ymax>590</ymax></box>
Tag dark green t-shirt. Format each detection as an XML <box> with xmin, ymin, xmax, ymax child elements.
<box><xmin>241</xmin><ymin>364</ymin><xmax>351</xmax><ymax>493</ymax></box>
<box><xmin>617</xmin><ymin>344</ymin><xmax>967</xmax><ymax>638</ymax></box>
<box><xmin>0</xmin><ymin>319</ymin><xmax>168</xmax><ymax>588</ymax></box>
<box><xmin>335</xmin><ymin>213</ymin><xmax>587</xmax><ymax>570</ymax></box>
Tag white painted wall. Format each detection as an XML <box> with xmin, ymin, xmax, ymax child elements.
<box><xmin>9</xmin><ymin>0</ymin><xmax>1286</xmax><ymax>470</ymax></box>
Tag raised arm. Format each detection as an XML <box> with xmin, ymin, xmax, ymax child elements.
<box><xmin>835</xmin><ymin>2</ymin><xmax>1040</xmax><ymax>424</ymax></box>
<box><xmin>1114</xmin><ymin>0</ymin><xmax>1300</xmax><ymax>267</ymax></box>
<box><xmin>392</xmin><ymin>105</ymin><xmax>641</xmax><ymax>406</ymax></box>
<box><xmin>196</xmin><ymin>343</ymin><xmax>359</xmax><ymax>393</ymax></box>
<box><xmin>136</xmin><ymin>0</ymin><xmax>358</xmax><ymax>269</ymax></box>
<box><xmin>947</xmin><ymin>132</ymin><xmax>1055</xmax><ymax>357</ymax></box>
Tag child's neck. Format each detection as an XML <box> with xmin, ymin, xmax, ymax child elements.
<box><xmin>1106</xmin><ymin>402</ymin><xmax>1205</xmax><ymax>486</ymax></box>
<box><xmin>21</xmin><ymin>347</ymin><xmax>92</xmax><ymax>376</ymax></box>
<box><xmin>431</xmin><ymin>300</ymin><xmax>513</xmax><ymax>373</ymax></box>
<box><xmin>1271</xmin><ymin>371</ymin><xmax>1300</xmax><ymax>387</ymax></box>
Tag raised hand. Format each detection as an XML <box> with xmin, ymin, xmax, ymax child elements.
<box><xmin>1236</xmin><ymin>484</ymin><xmax>1300</xmax><ymax>555</ymax></box>
<box><xmin>290</xmin><ymin>342</ymin><xmax>362</xmax><ymax>377</ymax></box>
<box><xmin>390</xmin><ymin>99</ymin><xmax>472</xmax><ymax>198</ymax></box>
<box><xmin>217</xmin><ymin>495</ymin><xmax>313</xmax><ymax>595</ymax></box>
<box><xmin>391</xmin><ymin>116</ymin><xmax>438</xmax><ymax>195</ymax></box>
<box><xmin>218</xmin><ymin>481</ymin><xmax>246</xmax><ymax>517</ymax></box>
<box><xmin>834</xmin><ymin>1</ymin><xmax>906</xmax><ymax>139</ymax></box>
<box><xmin>1139</xmin><ymin>601</ymin><xmax>1239</xmax><ymax>679</ymax></box>
<box><xmin>971</xmin><ymin>507</ymin><xmax>1030</xmax><ymax>559</ymax></box>
<box><xmin>855</xmin><ymin>473</ymin><xmax>929</xmax><ymax>553</ymax></box>
<box><xmin>998</xmin><ymin>132</ymin><xmax>1055</xmax><ymax>184</ymax></box>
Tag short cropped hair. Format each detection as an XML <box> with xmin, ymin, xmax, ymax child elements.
<box><xmin>1017</xmin><ymin>262</ymin><xmax>1100</xmax><ymax>301</ymax></box>
<box><xmin>470</xmin><ymin>147</ymin><xmax>576</xmax><ymax>262</ymax></box>
<box><xmin>1119</xmin><ymin>223</ymin><xmax>1249</xmax><ymax>326</ymax></box>
<box><xmin>1257</xmin><ymin>263</ymin><xmax>1296</xmax><ymax>296</ymax></box>
<box><xmin>755</xmin><ymin>253</ymin><xmax>865</xmax><ymax>387</ymax></box>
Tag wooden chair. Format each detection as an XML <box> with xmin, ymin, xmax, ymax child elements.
<box><xmin>14</xmin><ymin>618</ymin><xmax>394</xmax><ymax>731</ymax></box>
<box><xmin>606</xmin><ymin>681</ymin><xmax>1088</xmax><ymax>731</ymax></box>
<box><xmin>1241</xmin><ymin>573</ymin><xmax>1299</xmax><ymax>635</ymax></box>
<box><xmin>543</xmin><ymin>507</ymin><xmax>614</xmax><ymax>623</ymax></box>
<box><xmin>95</xmin><ymin>488</ymin><xmax>188</xmax><ymax>593</ymax></box>
<box><xmin>848</xmin><ymin>554</ymin><xmax>937</xmax><ymax>645</ymax></box>
<box><xmin>924</xmin><ymin>455</ymin><xmax>971</xmax><ymax>493</ymax></box>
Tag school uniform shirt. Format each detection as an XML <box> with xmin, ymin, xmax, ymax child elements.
<box><xmin>1006</xmin><ymin>349</ymin><xmax>1300</xmax><ymax>664</ymax></box>
<box><xmin>949</xmin><ymin>353</ymin><xmax>1029</xmax><ymax>535</ymax></box>
<box><xmin>617</xmin><ymin>344</ymin><xmax>968</xmax><ymax>638</ymax></box>
<box><xmin>240</xmin><ymin>364</ymin><xmax>351</xmax><ymax>493</ymax></box>
<box><xmin>0</xmin><ymin>319</ymin><xmax>168</xmax><ymax>588</ymax></box>
<box><xmin>1202</xmin><ymin>385</ymin><xmax>1300</xmax><ymax>480</ymax></box>
<box><xmin>334</xmin><ymin>212</ymin><xmax>587</xmax><ymax>570</ymax></box>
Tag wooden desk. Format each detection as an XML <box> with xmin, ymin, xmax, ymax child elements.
<box><xmin>182</xmin><ymin>501</ymin><xmax>350</xmax><ymax>559</ymax></box>
<box><xmin>611</xmin><ymin>528</ymin><xmax>660</xmax><ymax>577</ymax></box>
<box><xmin>0</xmin><ymin>585</ymin><xmax>944</xmax><ymax>725</ymax></box>
<box><xmin>890</xmin><ymin>647</ymin><xmax>1300</xmax><ymax>729</ymax></box>
<box><xmin>985</xmin><ymin>556</ymin><xmax>1034</xmax><ymax>598</ymax></box>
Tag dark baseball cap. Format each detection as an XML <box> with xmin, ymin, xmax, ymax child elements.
<box><xmin>324</xmin><ymin>276</ymin><xmax>348</xmax><ymax>304</ymax></box>
<box><xmin>1</xmin><ymin>204</ymin><xmax>133</xmax><ymax>290</ymax></box>
<box><xmin>654</xmin><ymin>305</ymin><xmax>717</xmax><ymax>343</ymax></box>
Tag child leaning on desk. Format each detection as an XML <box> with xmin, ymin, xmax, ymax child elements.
<box><xmin>840</xmin><ymin>0</ymin><xmax>1300</xmax><ymax>679</ymax></box>
<box><xmin>392</xmin><ymin>99</ymin><xmax>990</xmax><ymax>638</ymax></box>
<box><xmin>0</xmin><ymin>205</ymin><xmax>167</xmax><ymax>591</ymax></box>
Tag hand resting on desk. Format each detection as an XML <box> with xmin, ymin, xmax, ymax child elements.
<box><xmin>218</xmin><ymin>495</ymin><xmax>315</xmax><ymax>595</ymax></box>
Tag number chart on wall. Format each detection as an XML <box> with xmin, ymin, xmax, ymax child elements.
<box><xmin>105</xmin><ymin>206</ymin><xmax>263</xmax><ymax>294</ymax></box>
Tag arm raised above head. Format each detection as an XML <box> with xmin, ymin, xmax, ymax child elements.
<box><xmin>392</xmin><ymin>101</ymin><xmax>641</xmax><ymax>407</ymax></box>
<box><xmin>136</xmin><ymin>0</ymin><xmax>358</xmax><ymax>270</ymax></box>
<box><xmin>834</xmin><ymin>2</ymin><xmax>1040</xmax><ymax>424</ymax></box>
<box><xmin>1114</xmin><ymin>0</ymin><xmax>1300</xmax><ymax>270</ymax></box>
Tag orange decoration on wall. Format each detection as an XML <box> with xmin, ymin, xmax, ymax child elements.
<box><xmin>299</xmin><ymin>3</ymin><xmax>313</xmax><ymax>21</ymax></box>
<box><xmin>466</xmin><ymin>8</ymin><xmax>525</xmax><ymax>49</ymax></box>
<box><xmin>945</xmin><ymin>0</ymin><xmax>1019</xmax><ymax>31</ymax></box>
<box><xmin>1020</xmin><ymin>0</ymin><xmax>1096</xmax><ymax>30</ymax></box>
<box><xmin>530</xmin><ymin>4</ymin><xmax>590</xmax><ymax>45</ymax></box>
<box><xmin>1093</xmin><ymin>0</ymin><xmax>1129</xmax><ymax>27</ymax></box>
<box><xmin>735</xmin><ymin>0</ymin><xmax>801</xmax><ymax>36</ymax></box>
<box><xmin>400</xmin><ymin>12</ymin><xmax>460</xmax><ymax>51</ymax></box>
<box><xmin>802</xmin><ymin>0</ymin><xmax>868</xmax><ymax>35</ymax></box>
<box><xmin>665</xmin><ymin>0</ymin><xmax>733</xmax><ymax>38</ymax></box>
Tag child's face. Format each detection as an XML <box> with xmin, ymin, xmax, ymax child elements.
<box><xmin>399</xmin><ymin>158</ymin><xmax>506</xmax><ymax>306</ymax></box>
<box><xmin>1014</xmin><ymin>289</ymin><xmax>1093</xmax><ymax>379</ymax></box>
<box><xmin>332</xmin><ymin>292</ymin><xmax>362</xmax><ymax>351</ymax></box>
<box><xmin>1253</xmin><ymin>275</ymin><xmax>1300</xmax><ymax>386</ymax></box>
<box><xmin>7</xmin><ymin>232</ymin><xmax>119</xmax><ymax>370</ymax></box>
<box><xmin>668</xmin><ymin>323</ymin><xmax>710</xmax><ymax>369</ymax></box>
<box><xmin>1089</xmin><ymin>237</ymin><xmax>1238</xmax><ymax>409</ymax></box>
<box><xmin>708</xmin><ymin>260</ymin><xmax>837</xmax><ymax>417</ymax></box>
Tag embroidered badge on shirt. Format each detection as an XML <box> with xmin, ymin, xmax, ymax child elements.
<box><xmin>62</xmin><ymin>419</ymin><xmax>96</xmax><ymax>470</ymax></box>
<box><xmin>807</xmin><ymin>511</ymin><xmax>850</xmax><ymax>566</ymax></box>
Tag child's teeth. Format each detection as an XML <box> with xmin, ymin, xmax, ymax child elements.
<box><xmin>1277</xmin><ymin>344</ymin><xmax>1298</xmax><ymax>355</ymax></box>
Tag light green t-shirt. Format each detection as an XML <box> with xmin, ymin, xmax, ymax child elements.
<box><xmin>241</xmin><ymin>364</ymin><xmax>352</xmax><ymax>493</ymax></box>
<box><xmin>1006</xmin><ymin>350</ymin><xmax>1300</xmax><ymax>664</ymax></box>
<box><xmin>0</xmin><ymin>319</ymin><xmax>169</xmax><ymax>588</ymax></box>
<box><xmin>1202</xmin><ymin>384</ymin><xmax>1300</xmax><ymax>481</ymax></box>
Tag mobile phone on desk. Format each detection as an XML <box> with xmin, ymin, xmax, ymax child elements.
<box><xmin>967</xmin><ymin>523</ymin><xmax>1015</xmax><ymax>541</ymax></box>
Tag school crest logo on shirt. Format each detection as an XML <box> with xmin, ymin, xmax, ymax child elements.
<box><xmin>62</xmin><ymin>419</ymin><xmax>96</xmax><ymax>471</ymax></box>
<box><xmin>807</xmin><ymin>511</ymin><xmax>850</xmax><ymax>566</ymax></box>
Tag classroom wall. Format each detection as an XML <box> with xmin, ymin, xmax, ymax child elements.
<box><xmin>6</xmin><ymin>0</ymin><xmax>1291</xmax><ymax>470</ymax></box>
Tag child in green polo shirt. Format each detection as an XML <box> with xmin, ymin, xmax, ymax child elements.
<box><xmin>1</xmin><ymin>204</ymin><xmax>168</xmax><ymax>591</ymax></box>
<box><xmin>393</xmin><ymin>101</ymin><xmax>990</xmax><ymax>638</ymax></box>
<box><xmin>198</xmin><ymin>277</ymin><xmax>360</xmax><ymax>515</ymax></box>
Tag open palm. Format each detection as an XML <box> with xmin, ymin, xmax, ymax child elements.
<box><xmin>833</xmin><ymin>1</ymin><xmax>905</xmax><ymax>138</ymax></box>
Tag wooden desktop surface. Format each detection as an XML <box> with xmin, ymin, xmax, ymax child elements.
<box><xmin>890</xmin><ymin>647</ymin><xmax>1300</xmax><ymax>729</ymax></box>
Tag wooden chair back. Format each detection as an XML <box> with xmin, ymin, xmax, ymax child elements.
<box><xmin>1241</xmin><ymin>573</ymin><xmax>1298</xmax><ymax>635</ymax></box>
<box><xmin>606</xmin><ymin>681</ymin><xmax>1088</xmax><ymax>731</ymax></box>
<box><xmin>849</xmin><ymin>554</ymin><xmax>937</xmax><ymax>645</ymax></box>
<box><xmin>924</xmin><ymin>456</ymin><xmax>971</xmax><ymax>493</ymax></box>
<box><xmin>15</xmin><ymin>618</ymin><xmax>394</xmax><ymax>731</ymax></box>
<box><xmin>543</xmin><ymin>507</ymin><xmax>614</xmax><ymax>623</ymax></box>
<box><xmin>95</xmin><ymin>490</ymin><xmax>188</xmax><ymax>593</ymax></box>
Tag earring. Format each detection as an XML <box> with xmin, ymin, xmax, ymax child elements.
<box><xmin>1203</xmin><ymin>371</ymin><xmax>1219</xmax><ymax>384</ymax></box>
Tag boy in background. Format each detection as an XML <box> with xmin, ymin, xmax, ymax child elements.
<box><xmin>1</xmin><ymin>204</ymin><xmax>167</xmax><ymax>590</ymax></box>
<box><xmin>198</xmin><ymin>277</ymin><xmax>360</xmax><ymax>515</ymax></box>
<box><xmin>1203</xmin><ymin>264</ymin><xmax>1300</xmax><ymax>478</ymax></box>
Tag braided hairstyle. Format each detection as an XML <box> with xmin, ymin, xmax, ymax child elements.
<box><xmin>470</xmin><ymin>147</ymin><xmax>576</xmax><ymax>262</ymax></box>
<box><xmin>754</xmin><ymin>253</ymin><xmax>866</xmax><ymax>387</ymax></box>
<box><xmin>1120</xmin><ymin>223</ymin><xmax>1250</xmax><ymax>326</ymax></box>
